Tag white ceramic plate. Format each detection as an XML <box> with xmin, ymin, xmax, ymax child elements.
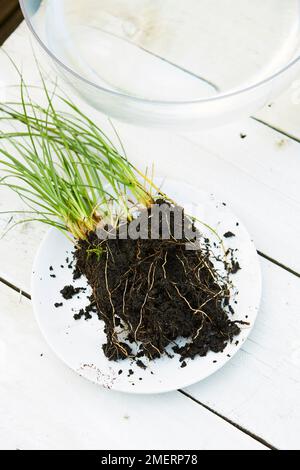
<box><xmin>31</xmin><ymin>181</ymin><xmax>261</xmax><ymax>394</ymax></box>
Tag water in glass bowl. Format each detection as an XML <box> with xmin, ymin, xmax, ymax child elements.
<box><xmin>31</xmin><ymin>0</ymin><xmax>300</xmax><ymax>102</ymax></box>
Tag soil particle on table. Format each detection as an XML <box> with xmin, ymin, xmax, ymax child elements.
<box><xmin>54</xmin><ymin>302</ymin><xmax>63</xmax><ymax>308</ymax></box>
<box><xmin>50</xmin><ymin>274</ymin><xmax>56</xmax><ymax>278</ymax></box>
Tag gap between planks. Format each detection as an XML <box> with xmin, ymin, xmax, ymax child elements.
<box><xmin>179</xmin><ymin>390</ymin><xmax>275</xmax><ymax>450</ymax></box>
<box><xmin>251</xmin><ymin>117</ymin><xmax>300</xmax><ymax>145</ymax></box>
<box><xmin>0</xmin><ymin>275</ymin><xmax>31</xmax><ymax>299</ymax></box>
<box><xmin>257</xmin><ymin>252</ymin><xmax>300</xmax><ymax>279</ymax></box>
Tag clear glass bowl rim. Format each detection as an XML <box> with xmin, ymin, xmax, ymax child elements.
<box><xmin>20</xmin><ymin>0</ymin><xmax>300</xmax><ymax>106</ymax></box>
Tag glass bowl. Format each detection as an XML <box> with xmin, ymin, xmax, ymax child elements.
<box><xmin>20</xmin><ymin>0</ymin><xmax>300</xmax><ymax>129</ymax></box>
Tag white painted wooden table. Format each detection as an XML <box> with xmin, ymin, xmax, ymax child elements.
<box><xmin>1</xmin><ymin>22</ymin><xmax>300</xmax><ymax>451</ymax></box>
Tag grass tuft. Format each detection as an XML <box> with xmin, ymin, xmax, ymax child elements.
<box><xmin>0</xmin><ymin>74</ymin><xmax>158</xmax><ymax>240</ymax></box>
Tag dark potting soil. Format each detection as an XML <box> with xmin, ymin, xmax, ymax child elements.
<box><xmin>69</xmin><ymin>202</ymin><xmax>242</xmax><ymax>366</ymax></box>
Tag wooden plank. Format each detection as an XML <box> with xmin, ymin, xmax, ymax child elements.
<box><xmin>184</xmin><ymin>257</ymin><xmax>300</xmax><ymax>450</ymax></box>
<box><xmin>0</xmin><ymin>282</ymin><xmax>265</xmax><ymax>450</ymax></box>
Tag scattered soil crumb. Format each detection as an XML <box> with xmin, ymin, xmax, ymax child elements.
<box><xmin>224</xmin><ymin>231</ymin><xmax>235</xmax><ymax>238</ymax></box>
<box><xmin>54</xmin><ymin>302</ymin><xmax>63</xmax><ymax>308</ymax></box>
